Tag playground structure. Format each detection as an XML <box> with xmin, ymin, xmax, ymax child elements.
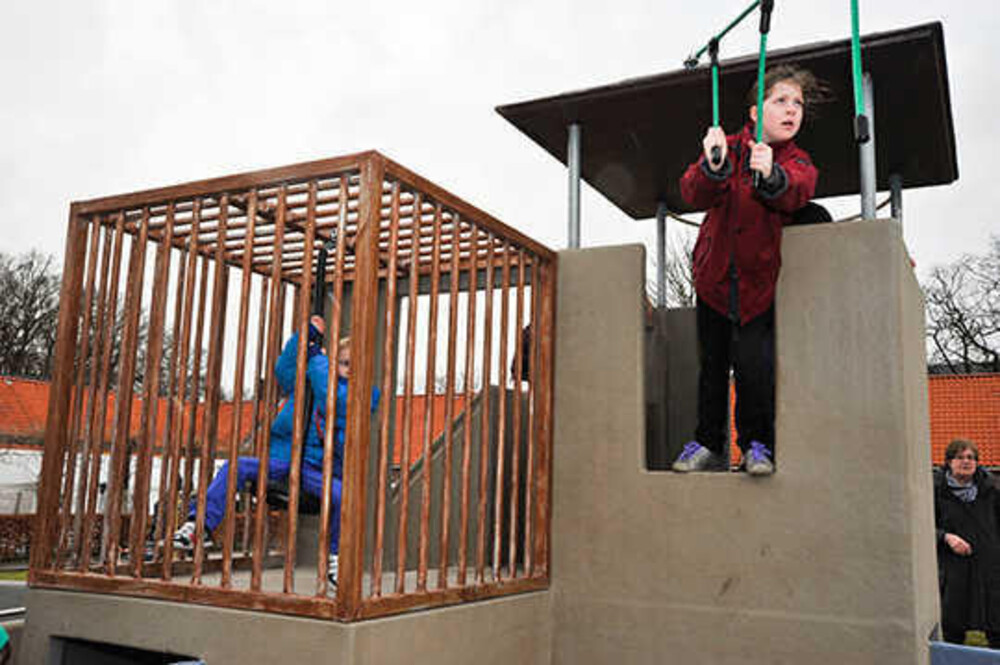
<box><xmin>20</xmin><ymin>14</ymin><xmax>961</xmax><ymax>665</ymax></box>
<box><xmin>27</xmin><ymin>151</ymin><xmax>557</xmax><ymax>625</ymax></box>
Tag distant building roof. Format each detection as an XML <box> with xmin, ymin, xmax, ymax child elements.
<box><xmin>929</xmin><ymin>373</ymin><xmax>1000</xmax><ymax>466</ymax></box>
<box><xmin>0</xmin><ymin>376</ymin><xmax>255</xmax><ymax>453</ymax></box>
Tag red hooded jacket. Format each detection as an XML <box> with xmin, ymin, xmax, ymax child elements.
<box><xmin>680</xmin><ymin>124</ymin><xmax>818</xmax><ymax>324</ymax></box>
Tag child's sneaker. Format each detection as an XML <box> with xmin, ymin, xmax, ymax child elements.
<box><xmin>744</xmin><ymin>441</ymin><xmax>774</xmax><ymax>476</ymax></box>
<box><xmin>172</xmin><ymin>520</ymin><xmax>209</xmax><ymax>551</ymax></box>
<box><xmin>327</xmin><ymin>554</ymin><xmax>339</xmax><ymax>590</ymax></box>
<box><xmin>672</xmin><ymin>441</ymin><xmax>724</xmax><ymax>472</ymax></box>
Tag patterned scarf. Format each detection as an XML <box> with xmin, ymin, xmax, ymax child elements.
<box><xmin>946</xmin><ymin>469</ymin><xmax>978</xmax><ymax>503</ymax></box>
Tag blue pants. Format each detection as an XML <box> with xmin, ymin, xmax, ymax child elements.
<box><xmin>190</xmin><ymin>456</ymin><xmax>343</xmax><ymax>554</ymax></box>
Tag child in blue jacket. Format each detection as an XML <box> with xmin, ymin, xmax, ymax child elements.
<box><xmin>174</xmin><ymin>316</ymin><xmax>380</xmax><ymax>586</ymax></box>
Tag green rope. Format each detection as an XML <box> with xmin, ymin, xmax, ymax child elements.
<box><xmin>850</xmin><ymin>0</ymin><xmax>865</xmax><ymax>117</ymax></box>
<box><xmin>755</xmin><ymin>32</ymin><xmax>768</xmax><ymax>142</ymax></box>
<box><xmin>688</xmin><ymin>0</ymin><xmax>761</xmax><ymax>66</ymax></box>
<box><xmin>711</xmin><ymin>63</ymin><xmax>720</xmax><ymax>126</ymax></box>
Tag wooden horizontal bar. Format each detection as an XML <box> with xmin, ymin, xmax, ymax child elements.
<box><xmin>30</xmin><ymin>570</ymin><xmax>339</xmax><ymax>621</ymax></box>
<box><xmin>357</xmin><ymin>575</ymin><xmax>549</xmax><ymax>620</ymax></box>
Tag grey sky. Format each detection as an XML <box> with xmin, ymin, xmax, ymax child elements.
<box><xmin>2</xmin><ymin>0</ymin><xmax>996</xmax><ymax>279</ymax></box>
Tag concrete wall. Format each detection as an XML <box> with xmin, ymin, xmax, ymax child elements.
<box><xmin>20</xmin><ymin>587</ymin><xmax>550</xmax><ymax>664</ymax></box>
<box><xmin>550</xmin><ymin>221</ymin><xmax>937</xmax><ymax>664</ymax></box>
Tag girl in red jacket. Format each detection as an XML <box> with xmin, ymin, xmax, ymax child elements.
<box><xmin>672</xmin><ymin>65</ymin><xmax>822</xmax><ymax>475</ymax></box>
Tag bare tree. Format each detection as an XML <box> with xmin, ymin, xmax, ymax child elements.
<box><xmin>923</xmin><ymin>235</ymin><xmax>1000</xmax><ymax>374</ymax></box>
<box><xmin>0</xmin><ymin>251</ymin><xmax>61</xmax><ymax>378</ymax></box>
<box><xmin>648</xmin><ymin>234</ymin><xmax>696</xmax><ymax>308</ymax></box>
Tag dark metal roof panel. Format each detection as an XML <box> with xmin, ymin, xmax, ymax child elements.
<box><xmin>496</xmin><ymin>22</ymin><xmax>956</xmax><ymax>219</ymax></box>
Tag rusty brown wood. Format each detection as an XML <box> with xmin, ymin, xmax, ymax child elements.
<box><xmin>524</xmin><ymin>258</ymin><xmax>539</xmax><ymax>575</ymax></box>
<box><xmin>129</xmin><ymin>203</ymin><xmax>174</xmax><ymax>578</ymax></box>
<box><xmin>30</xmin><ymin>570</ymin><xmax>340</xmax><ymax>622</ymax></box>
<box><xmin>456</xmin><ymin>222</ymin><xmax>479</xmax><ymax>587</ymax></box>
<box><xmin>437</xmin><ymin>215</ymin><xmax>461</xmax><ymax>589</ymax></box>
<box><xmin>153</xmin><ymin>238</ymin><xmax>187</xmax><ymax>557</ymax></box>
<box><xmin>394</xmin><ymin>191</ymin><xmax>421</xmax><ymax>594</ymax></box>
<box><xmin>370</xmin><ymin>181</ymin><xmax>401</xmax><ymax>598</ymax></box>
<box><xmin>73</xmin><ymin>221</ymin><xmax>114</xmax><ymax>568</ymax></box>
<box><xmin>161</xmin><ymin>201</ymin><xmax>202</xmax><ymax>578</ymax></box>
<box><xmin>104</xmin><ymin>208</ymin><xmax>150</xmax><ymax>574</ymax></box>
<box><xmin>219</xmin><ymin>191</ymin><xmax>258</xmax><ymax>588</ymax></box>
<box><xmin>80</xmin><ymin>212</ymin><xmax>126</xmax><ymax>570</ymax></box>
<box><xmin>283</xmin><ymin>184</ymin><xmax>317</xmax><ymax>595</ymax></box>
<box><xmin>57</xmin><ymin>215</ymin><xmax>100</xmax><ymax>568</ymax></box>
<box><xmin>31</xmin><ymin>205</ymin><xmax>89</xmax><ymax>573</ymax></box>
<box><xmin>416</xmin><ymin>203</ymin><xmax>444</xmax><ymax>593</ymax></box>
<box><xmin>475</xmin><ymin>233</ymin><xmax>495</xmax><ymax>584</ymax></box>
<box><xmin>507</xmin><ymin>249</ymin><xmax>527</xmax><ymax>579</ymax></box>
<box><xmin>192</xmin><ymin>196</ymin><xmax>230</xmax><ymax>584</ymax></box>
<box><xmin>316</xmin><ymin>175</ymin><xmax>349</xmax><ymax>597</ymax></box>
<box><xmin>492</xmin><ymin>240</ymin><xmax>512</xmax><ymax>581</ymax></box>
<box><xmin>251</xmin><ymin>275</ymin><xmax>270</xmax><ymax>459</ymax></box>
<box><xmin>356</xmin><ymin>574</ymin><xmax>549</xmax><ymax>621</ymax></box>
<box><xmin>251</xmin><ymin>189</ymin><xmax>287</xmax><ymax>593</ymax></box>
<box><xmin>182</xmin><ymin>253</ymin><xmax>211</xmax><ymax>514</ymax></box>
<box><xmin>533</xmin><ymin>260</ymin><xmax>556</xmax><ymax>575</ymax></box>
<box><xmin>75</xmin><ymin>153</ymin><xmax>366</xmax><ymax>217</ymax></box>
<box><xmin>336</xmin><ymin>154</ymin><xmax>384</xmax><ymax>620</ymax></box>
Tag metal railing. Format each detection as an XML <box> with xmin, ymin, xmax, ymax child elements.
<box><xmin>31</xmin><ymin>151</ymin><xmax>557</xmax><ymax>621</ymax></box>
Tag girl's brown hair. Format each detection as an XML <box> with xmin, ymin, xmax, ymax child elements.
<box><xmin>746</xmin><ymin>64</ymin><xmax>832</xmax><ymax>118</ymax></box>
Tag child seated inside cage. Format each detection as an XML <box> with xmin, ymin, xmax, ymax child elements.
<box><xmin>173</xmin><ymin>316</ymin><xmax>380</xmax><ymax>587</ymax></box>
<box><xmin>671</xmin><ymin>64</ymin><xmax>825</xmax><ymax>476</ymax></box>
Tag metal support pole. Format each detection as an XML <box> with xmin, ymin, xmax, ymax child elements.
<box><xmin>656</xmin><ymin>202</ymin><xmax>667</xmax><ymax>308</ymax></box>
<box><xmin>860</xmin><ymin>72</ymin><xmax>877</xmax><ymax>220</ymax></box>
<box><xmin>889</xmin><ymin>173</ymin><xmax>903</xmax><ymax>225</ymax></box>
<box><xmin>567</xmin><ymin>123</ymin><xmax>582</xmax><ymax>249</ymax></box>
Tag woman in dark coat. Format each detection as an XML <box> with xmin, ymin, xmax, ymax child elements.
<box><xmin>935</xmin><ymin>438</ymin><xmax>1000</xmax><ymax>646</ymax></box>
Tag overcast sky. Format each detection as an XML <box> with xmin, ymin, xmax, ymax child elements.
<box><xmin>2</xmin><ymin>0</ymin><xmax>996</xmax><ymax>280</ymax></box>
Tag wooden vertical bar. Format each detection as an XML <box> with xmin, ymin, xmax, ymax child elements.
<box><xmin>73</xmin><ymin>221</ymin><xmax>113</xmax><ymax>567</ymax></box>
<box><xmin>251</xmin><ymin>276</ymin><xmax>270</xmax><ymax>459</ymax></box>
<box><xmin>161</xmin><ymin>202</ymin><xmax>202</xmax><ymax>577</ymax></box>
<box><xmin>475</xmin><ymin>233</ymin><xmax>495</xmax><ymax>583</ymax></box>
<box><xmin>80</xmin><ymin>212</ymin><xmax>125</xmax><ymax>570</ymax></box>
<box><xmin>437</xmin><ymin>213</ymin><xmax>461</xmax><ymax>589</ymax></box>
<box><xmin>56</xmin><ymin>215</ymin><xmax>99</xmax><ymax>566</ymax></box>
<box><xmin>220</xmin><ymin>191</ymin><xmax>257</xmax><ymax>588</ymax></box>
<box><xmin>369</xmin><ymin>181</ymin><xmax>401</xmax><ymax>598</ymax></box>
<box><xmin>508</xmin><ymin>249</ymin><xmax>526</xmax><ymax>578</ymax></box>
<box><xmin>129</xmin><ymin>204</ymin><xmax>174</xmax><ymax>577</ymax></box>
<box><xmin>182</xmin><ymin>254</ymin><xmax>210</xmax><ymax>523</ymax></box>
<box><xmin>492</xmin><ymin>241</ymin><xmax>511</xmax><ymax>581</ymax></box>
<box><xmin>191</xmin><ymin>196</ymin><xmax>230</xmax><ymax>584</ymax></box>
<box><xmin>153</xmin><ymin>230</ymin><xmax>188</xmax><ymax>554</ymax></box>
<box><xmin>250</xmin><ymin>190</ymin><xmax>287</xmax><ymax>592</ymax></box>
<box><xmin>394</xmin><ymin>192</ymin><xmax>422</xmax><ymax>594</ymax></box>
<box><xmin>104</xmin><ymin>208</ymin><xmax>150</xmax><ymax>573</ymax></box>
<box><xmin>456</xmin><ymin>221</ymin><xmax>478</xmax><ymax>587</ymax></box>
<box><xmin>523</xmin><ymin>258</ymin><xmax>539</xmax><ymax>575</ymax></box>
<box><xmin>30</xmin><ymin>204</ymin><xmax>89</xmax><ymax>575</ymax></box>
<box><xmin>337</xmin><ymin>155</ymin><xmax>384</xmax><ymax>619</ymax></box>
<box><xmin>317</xmin><ymin>175</ymin><xmax>348</xmax><ymax>596</ymax></box>
<box><xmin>284</xmin><ymin>184</ymin><xmax>317</xmax><ymax>594</ymax></box>
<box><xmin>417</xmin><ymin>203</ymin><xmax>443</xmax><ymax>592</ymax></box>
<box><xmin>532</xmin><ymin>259</ymin><xmax>556</xmax><ymax>576</ymax></box>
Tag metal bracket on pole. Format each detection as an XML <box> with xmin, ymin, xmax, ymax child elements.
<box><xmin>568</xmin><ymin>123</ymin><xmax>582</xmax><ymax>249</ymax></box>
<box><xmin>859</xmin><ymin>72</ymin><xmax>876</xmax><ymax>220</ymax></box>
<box><xmin>656</xmin><ymin>202</ymin><xmax>667</xmax><ymax>308</ymax></box>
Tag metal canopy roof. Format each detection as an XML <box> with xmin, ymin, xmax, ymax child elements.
<box><xmin>496</xmin><ymin>22</ymin><xmax>956</xmax><ymax>219</ymax></box>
